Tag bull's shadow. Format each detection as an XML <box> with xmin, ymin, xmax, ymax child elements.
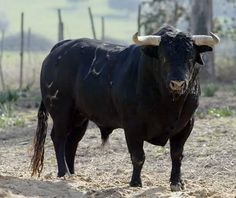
<box><xmin>85</xmin><ymin>186</ymin><xmax>169</xmax><ymax>198</ymax></box>
<box><xmin>0</xmin><ymin>175</ymin><xmax>173</xmax><ymax>198</ymax></box>
<box><xmin>0</xmin><ymin>175</ymin><xmax>84</xmax><ymax>198</ymax></box>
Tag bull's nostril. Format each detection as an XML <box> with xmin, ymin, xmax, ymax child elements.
<box><xmin>170</xmin><ymin>81</ymin><xmax>176</xmax><ymax>90</ymax></box>
<box><xmin>180</xmin><ymin>81</ymin><xmax>186</xmax><ymax>89</ymax></box>
<box><xmin>169</xmin><ymin>80</ymin><xmax>187</xmax><ymax>91</ymax></box>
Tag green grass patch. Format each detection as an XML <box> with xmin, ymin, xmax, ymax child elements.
<box><xmin>0</xmin><ymin>90</ymin><xmax>20</xmax><ymax>104</ymax></box>
<box><xmin>207</xmin><ymin>107</ymin><xmax>234</xmax><ymax>117</ymax></box>
<box><xmin>0</xmin><ymin>102</ymin><xmax>25</xmax><ymax>128</ymax></box>
<box><xmin>0</xmin><ymin>116</ymin><xmax>25</xmax><ymax>128</ymax></box>
<box><xmin>203</xmin><ymin>84</ymin><xmax>219</xmax><ymax>97</ymax></box>
<box><xmin>0</xmin><ymin>90</ymin><xmax>26</xmax><ymax>128</ymax></box>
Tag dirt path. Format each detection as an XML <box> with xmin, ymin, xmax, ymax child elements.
<box><xmin>0</xmin><ymin>91</ymin><xmax>236</xmax><ymax>198</ymax></box>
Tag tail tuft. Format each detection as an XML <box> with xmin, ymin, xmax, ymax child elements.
<box><xmin>30</xmin><ymin>101</ymin><xmax>48</xmax><ymax>177</ymax></box>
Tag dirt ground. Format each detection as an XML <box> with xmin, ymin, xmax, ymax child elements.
<box><xmin>0</xmin><ymin>89</ymin><xmax>235</xmax><ymax>198</ymax></box>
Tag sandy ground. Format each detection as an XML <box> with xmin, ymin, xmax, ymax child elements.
<box><xmin>0</xmin><ymin>90</ymin><xmax>236</xmax><ymax>198</ymax></box>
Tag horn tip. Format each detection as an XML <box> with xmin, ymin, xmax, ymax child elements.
<box><xmin>132</xmin><ymin>32</ymin><xmax>139</xmax><ymax>43</ymax></box>
<box><xmin>210</xmin><ymin>32</ymin><xmax>220</xmax><ymax>43</ymax></box>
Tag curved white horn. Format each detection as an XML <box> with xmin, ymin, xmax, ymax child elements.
<box><xmin>192</xmin><ymin>32</ymin><xmax>220</xmax><ymax>46</ymax></box>
<box><xmin>133</xmin><ymin>32</ymin><xmax>161</xmax><ymax>46</ymax></box>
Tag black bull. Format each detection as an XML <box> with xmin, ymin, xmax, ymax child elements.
<box><xmin>31</xmin><ymin>26</ymin><xmax>218</xmax><ymax>191</ymax></box>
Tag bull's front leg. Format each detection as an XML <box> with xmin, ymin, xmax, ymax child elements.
<box><xmin>169</xmin><ymin>118</ymin><xmax>194</xmax><ymax>191</ymax></box>
<box><xmin>125</xmin><ymin>131</ymin><xmax>145</xmax><ymax>187</ymax></box>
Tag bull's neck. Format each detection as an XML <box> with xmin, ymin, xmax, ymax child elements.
<box><xmin>137</xmin><ymin>55</ymin><xmax>162</xmax><ymax>103</ymax></box>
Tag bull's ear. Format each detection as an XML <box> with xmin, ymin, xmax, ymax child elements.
<box><xmin>195</xmin><ymin>45</ymin><xmax>213</xmax><ymax>65</ymax></box>
<box><xmin>141</xmin><ymin>46</ymin><xmax>159</xmax><ymax>59</ymax></box>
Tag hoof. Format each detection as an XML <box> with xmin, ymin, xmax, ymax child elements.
<box><xmin>58</xmin><ymin>173</ymin><xmax>66</xmax><ymax>178</ymax></box>
<box><xmin>170</xmin><ymin>182</ymin><xmax>184</xmax><ymax>191</ymax></box>
<box><xmin>130</xmin><ymin>180</ymin><xmax>142</xmax><ymax>187</ymax></box>
<box><xmin>57</xmin><ymin>173</ymin><xmax>73</xmax><ymax>180</ymax></box>
<box><xmin>57</xmin><ymin>171</ymin><xmax>69</xmax><ymax>178</ymax></box>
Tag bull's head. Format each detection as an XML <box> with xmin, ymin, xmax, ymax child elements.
<box><xmin>133</xmin><ymin>30</ymin><xmax>220</xmax><ymax>96</ymax></box>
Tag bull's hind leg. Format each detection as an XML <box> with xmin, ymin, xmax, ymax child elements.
<box><xmin>50</xmin><ymin>106</ymin><xmax>74</xmax><ymax>177</ymax></box>
<box><xmin>51</xmin><ymin>122</ymin><xmax>70</xmax><ymax>177</ymax></box>
<box><xmin>169</xmin><ymin>118</ymin><xmax>194</xmax><ymax>191</ymax></box>
<box><xmin>65</xmin><ymin>118</ymin><xmax>88</xmax><ymax>174</ymax></box>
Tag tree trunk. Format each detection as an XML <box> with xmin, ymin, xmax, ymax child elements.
<box><xmin>58</xmin><ymin>9</ymin><xmax>64</xmax><ymax>41</ymax></box>
<box><xmin>0</xmin><ymin>30</ymin><xmax>5</xmax><ymax>91</ymax></box>
<box><xmin>191</xmin><ymin>0</ymin><xmax>214</xmax><ymax>81</ymax></box>
<box><xmin>19</xmin><ymin>12</ymin><xmax>24</xmax><ymax>90</ymax></box>
<box><xmin>101</xmin><ymin>16</ymin><xmax>105</xmax><ymax>41</ymax></box>
<box><xmin>88</xmin><ymin>7</ymin><xmax>96</xmax><ymax>39</ymax></box>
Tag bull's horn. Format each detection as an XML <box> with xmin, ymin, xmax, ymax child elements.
<box><xmin>192</xmin><ymin>32</ymin><xmax>220</xmax><ymax>46</ymax></box>
<box><xmin>133</xmin><ymin>32</ymin><xmax>161</xmax><ymax>46</ymax></box>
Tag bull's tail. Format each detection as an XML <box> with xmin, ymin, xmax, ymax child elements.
<box><xmin>30</xmin><ymin>101</ymin><xmax>48</xmax><ymax>177</ymax></box>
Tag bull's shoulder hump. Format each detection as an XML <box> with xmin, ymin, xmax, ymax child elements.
<box><xmin>50</xmin><ymin>39</ymin><xmax>72</xmax><ymax>52</ymax></box>
<box><xmin>50</xmin><ymin>38</ymin><xmax>128</xmax><ymax>52</ymax></box>
<box><xmin>48</xmin><ymin>38</ymin><xmax>131</xmax><ymax>59</ymax></box>
<box><xmin>73</xmin><ymin>38</ymin><xmax>127</xmax><ymax>53</ymax></box>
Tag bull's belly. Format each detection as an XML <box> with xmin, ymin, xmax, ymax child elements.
<box><xmin>86</xmin><ymin>111</ymin><xmax>121</xmax><ymax>128</ymax></box>
<box><xmin>145</xmin><ymin>126</ymin><xmax>170</xmax><ymax>146</ymax></box>
<box><xmin>144</xmin><ymin>121</ymin><xmax>175</xmax><ymax>146</ymax></box>
<box><xmin>146</xmin><ymin>135</ymin><xmax>169</xmax><ymax>146</ymax></box>
<box><xmin>77</xmin><ymin>98</ymin><xmax>121</xmax><ymax>128</ymax></box>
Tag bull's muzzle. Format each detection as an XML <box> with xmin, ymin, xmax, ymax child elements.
<box><xmin>169</xmin><ymin>80</ymin><xmax>187</xmax><ymax>94</ymax></box>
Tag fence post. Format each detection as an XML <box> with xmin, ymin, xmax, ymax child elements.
<box><xmin>19</xmin><ymin>12</ymin><xmax>24</xmax><ymax>90</ymax></box>
<box><xmin>88</xmin><ymin>7</ymin><xmax>96</xmax><ymax>39</ymax></box>
<box><xmin>101</xmin><ymin>16</ymin><xmax>105</xmax><ymax>41</ymax></box>
<box><xmin>27</xmin><ymin>27</ymin><xmax>31</xmax><ymax>65</ymax></box>
<box><xmin>137</xmin><ymin>3</ymin><xmax>141</xmax><ymax>34</ymax></box>
<box><xmin>58</xmin><ymin>9</ymin><xmax>64</xmax><ymax>41</ymax></box>
<box><xmin>0</xmin><ymin>30</ymin><xmax>5</xmax><ymax>91</ymax></box>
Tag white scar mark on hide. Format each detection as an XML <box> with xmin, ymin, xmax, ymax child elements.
<box><xmin>91</xmin><ymin>46</ymin><xmax>99</xmax><ymax>68</ymax></box>
<box><xmin>47</xmin><ymin>89</ymin><xmax>59</xmax><ymax>107</ymax></box>
<box><xmin>84</xmin><ymin>46</ymin><xmax>107</xmax><ymax>79</ymax></box>
<box><xmin>47</xmin><ymin>81</ymin><xmax>53</xmax><ymax>88</ymax></box>
<box><xmin>92</xmin><ymin>50</ymin><xmax>109</xmax><ymax>75</ymax></box>
<box><xmin>46</xmin><ymin>81</ymin><xmax>59</xmax><ymax>108</ymax></box>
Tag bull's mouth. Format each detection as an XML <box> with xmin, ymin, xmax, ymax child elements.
<box><xmin>170</xmin><ymin>90</ymin><xmax>185</xmax><ymax>101</ymax></box>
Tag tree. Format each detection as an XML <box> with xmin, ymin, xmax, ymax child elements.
<box><xmin>139</xmin><ymin>0</ymin><xmax>189</xmax><ymax>34</ymax></box>
<box><xmin>191</xmin><ymin>0</ymin><xmax>215</xmax><ymax>80</ymax></box>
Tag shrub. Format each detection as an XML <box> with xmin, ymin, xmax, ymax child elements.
<box><xmin>203</xmin><ymin>84</ymin><xmax>219</xmax><ymax>97</ymax></box>
<box><xmin>0</xmin><ymin>103</ymin><xmax>14</xmax><ymax>117</ymax></box>
<box><xmin>0</xmin><ymin>90</ymin><xmax>20</xmax><ymax>104</ymax></box>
